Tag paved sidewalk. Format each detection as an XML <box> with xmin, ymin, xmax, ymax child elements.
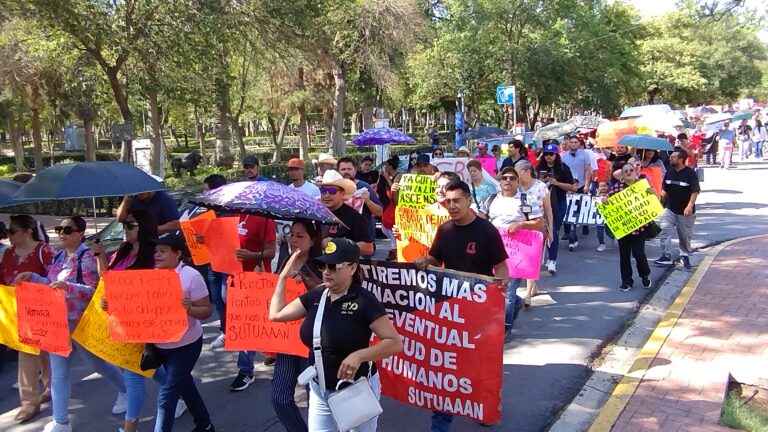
<box><xmin>592</xmin><ymin>235</ymin><xmax>768</xmax><ymax>432</ymax></box>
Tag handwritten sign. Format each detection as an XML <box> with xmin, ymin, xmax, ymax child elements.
<box><xmin>104</xmin><ymin>270</ymin><xmax>187</xmax><ymax>343</ymax></box>
<box><xmin>396</xmin><ymin>205</ymin><xmax>450</xmax><ymax>262</ymax></box>
<box><xmin>361</xmin><ymin>262</ymin><xmax>504</xmax><ymax>424</ymax></box>
<box><xmin>498</xmin><ymin>228</ymin><xmax>544</xmax><ymax>280</ymax></box>
<box><xmin>224</xmin><ymin>272</ymin><xmax>307</xmax><ymax>357</ymax></box>
<box><xmin>640</xmin><ymin>167</ymin><xmax>663</xmax><ymax>194</ymax></box>
<box><xmin>0</xmin><ymin>285</ymin><xmax>40</xmax><ymax>355</ymax></box>
<box><xmin>180</xmin><ymin>210</ymin><xmax>215</xmax><ymax>265</ymax></box>
<box><xmin>597</xmin><ymin>179</ymin><xmax>664</xmax><ymax>239</ymax></box>
<box><xmin>206</xmin><ymin>217</ymin><xmax>243</xmax><ymax>275</ymax></box>
<box><xmin>72</xmin><ymin>282</ymin><xmax>154</xmax><ymax>377</ymax></box>
<box><xmin>398</xmin><ymin>174</ymin><xmax>436</xmax><ymax>209</ymax></box>
<box><xmin>564</xmin><ymin>194</ymin><xmax>606</xmax><ymax>226</ymax></box>
<box><xmin>16</xmin><ymin>281</ymin><xmax>71</xmax><ymax>357</ymax></box>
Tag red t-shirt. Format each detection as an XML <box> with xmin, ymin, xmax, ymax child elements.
<box><xmin>527</xmin><ymin>148</ymin><xmax>537</xmax><ymax>162</ymax></box>
<box><xmin>1</xmin><ymin>243</ymin><xmax>56</xmax><ymax>285</ymax></box>
<box><xmin>238</xmin><ymin>214</ymin><xmax>277</xmax><ymax>272</ymax></box>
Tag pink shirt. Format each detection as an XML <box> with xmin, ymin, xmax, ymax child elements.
<box><xmin>155</xmin><ymin>263</ymin><xmax>209</xmax><ymax>349</ymax></box>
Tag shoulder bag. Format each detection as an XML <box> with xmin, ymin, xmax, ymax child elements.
<box><xmin>140</xmin><ymin>343</ymin><xmax>161</xmax><ymax>371</ymax></box>
<box><xmin>313</xmin><ymin>289</ymin><xmax>382</xmax><ymax>431</ymax></box>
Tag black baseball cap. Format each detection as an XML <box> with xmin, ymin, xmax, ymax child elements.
<box><xmin>315</xmin><ymin>238</ymin><xmax>360</xmax><ymax>265</ymax></box>
<box><xmin>243</xmin><ymin>155</ymin><xmax>260</xmax><ymax>166</ymax></box>
<box><xmin>151</xmin><ymin>233</ymin><xmax>186</xmax><ymax>252</ymax></box>
<box><xmin>415</xmin><ymin>154</ymin><xmax>431</xmax><ymax>165</ymax></box>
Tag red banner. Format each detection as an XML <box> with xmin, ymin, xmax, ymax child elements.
<box><xmin>360</xmin><ymin>262</ymin><xmax>504</xmax><ymax>424</ymax></box>
<box><xmin>224</xmin><ymin>272</ymin><xmax>307</xmax><ymax>357</ymax></box>
<box><xmin>16</xmin><ymin>281</ymin><xmax>72</xmax><ymax>357</ymax></box>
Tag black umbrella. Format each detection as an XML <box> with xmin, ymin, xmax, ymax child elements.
<box><xmin>461</xmin><ymin>126</ymin><xmax>507</xmax><ymax>141</ymax></box>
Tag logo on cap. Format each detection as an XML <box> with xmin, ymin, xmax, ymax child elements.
<box><xmin>324</xmin><ymin>242</ymin><xmax>337</xmax><ymax>254</ymax></box>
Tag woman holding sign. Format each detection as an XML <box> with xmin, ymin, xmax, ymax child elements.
<box><xmin>15</xmin><ymin>216</ymin><xmax>128</xmax><ymax>432</ymax></box>
<box><xmin>269</xmin><ymin>238</ymin><xmax>403</xmax><ymax>432</ymax></box>
<box><xmin>1</xmin><ymin>215</ymin><xmax>55</xmax><ymax>423</ymax></box>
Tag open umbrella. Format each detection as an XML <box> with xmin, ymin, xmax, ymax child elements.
<box><xmin>730</xmin><ymin>112</ymin><xmax>754</xmax><ymax>122</ymax></box>
<box><xmin>620</xmin><ymin>104</ymin><xmax>672</xmax><ymax>119</ymax></box>
<box><xmin>567</xmin><ymin>115</ymin><xmax>608</xmax><ymax>129</ymax></box>
<box><xmin>461</xmin><ymin>125</ymin><xmax>507</xmax><ymax>141</ymax></box>
<box><xmin>635</xmin><ymin>112</ymin><xmax>683</xmax><ymax>135</ymax></box>
<box><xmin>618</xmin><ymin>135</ymin><xmax>674</xmax><ymax>151</ymax></box>
<box><xmin>0</xmin><ymin>179</ymin><xmax>34</xmax><ymax>208</ymax></box>
<box><xmin>704</xmin><ymin>112</ymin><xmax>732</xmax><ymax>125</ymax></box>
<box><xmin>533</xmin><ymin>122</ymin><xmax>577</xmax><ymax>140</ymax></box>
<box><xmin>188</xmin><ymin>181</ymin><xmax>340</xmax><ymax>225</ymax></box>
<box><xmin>352</xmin><ymin>127</ymin><xmax>415</xmax><ymax>146</ymax></box>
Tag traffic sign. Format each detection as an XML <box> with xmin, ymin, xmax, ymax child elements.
<box><xmin>496</xmin><ymin>86</ymin><xmax>516</xmax><ymax>105</ymax></box>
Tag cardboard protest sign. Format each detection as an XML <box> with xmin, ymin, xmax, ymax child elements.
<box><xmin>0</xmin><ymin>285</ymin><xmax>40</xmax><ymax>355</ymax></box>
<box><xmin>361</xmin><ymin>262</ymin><xmax>504</xmax><ymax>424</ymax></box>
<box><xmin>640</xmin><ymin>167</ymin><xmax>663</xmax><ymax>194</ymax></box>
<box><xmin>397</xmin><ymin>174</ymin><xmax>437</xmax><ymax>209</ymax></box>
<box><xmin>564</xmin><ymin>194</ymin><xmax>606</xmax><ymax>226</ymax></box>
<box><xmin>16</xmin><ymin>281</ymin><xmax>71</xmax><ymax>357</ymax></box>
<box><xmin>498</xmin><ymin>228</ymin><xmax>544</xmax><ymax>280</ymax></box>
<box><xmin>103</xmin><ymin>270</ymin><xmax>187</xmax><ymax>343</ymax></box>
<box><xmin>206</xmin><ymin>217</ymin><xmax>243</xmax><ymax>274</ymax></box>
<box><xmin>72</xmin><ymin>282</ymin><xmax>153</xmax><ymax>377</ymax></box>
<box><xmin>395</xmin><ymin>205</ymin><xmax>450</xmax><ymax>262</ymax></box>
<box><xmin>597</xmin><ymin>179</ymin><xmax>664</xmax><ymax>239</ymax></box>
<box><xmin>224</xmin><ymin>272</ymin><xmax>307</xmax><ymax>357</ymax></box>
<box><xmin>476</xmin><ymin>155</ymin><xmax>497</xmax><ymax>175</ymax></box>
<box><xmin>180</xmin><ymin>210</ymin><xmax>215</xmax><ymax>265</ymax></box>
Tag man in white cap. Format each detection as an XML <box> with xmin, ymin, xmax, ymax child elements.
<box><xmin>319</xmin><ymin>170</ymin><xmax>374</xmax><ymax>256</ymax></box>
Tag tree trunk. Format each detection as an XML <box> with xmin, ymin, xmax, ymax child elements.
<box><xmin>193</xmin><ymin>106</ymin><xmax>208</xmax><ymax>166</ymax></box>
<box><xmin>104</xmin><ymin>66</ymin><xmax>134</xmax><ymax>163</ymax></box>
<box><xmin>83</xmin><ymin>112</ymin><xmax>97</xmax><ymax>161</ymax></box>
<box><xmin>272</xmin><ymin>109</ymin><xmax>291</xmax><ymax>163</ymax></box>
<box><xmin>9</xmin><ymin>116</ymin><xmax>24</xmax><ymax>172</ymax></box>
<box><xmin>145</xmin><ymin>91</ymin><xmax>163</xmax><ymax>176</ymax></box>
<box><xmin>228</xmin><ymin>114</ymin><xmax>245</xmax><ymax>160</ymax></box>
<box><xmin>330</xmin><ymin>60</ymin><xmax>347</xmax><ymax>156</ymax></box>
<box><xmin>297</xmin><ymin>67</ymin><xmax>310</xmax><ymax>161</ymax></box>
<box><xmin>408</xmin><ymin>108</ymin><xmax>414</xmax><ymax>134</ymax></box>
<box><xmin>323</xmin><ymin>105</ymin><xmax>334</xmax><ymax>149</ymax></box>
<box><xmin>30</xmin><ymin>107</ymin><xmax>44</xmax><ymax>172</ymax></box>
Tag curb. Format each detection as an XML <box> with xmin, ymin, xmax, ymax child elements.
<box><xmin>585</xmin><ymin>234</ymin><xmax>767</xmax><ymax>431</ymax></box>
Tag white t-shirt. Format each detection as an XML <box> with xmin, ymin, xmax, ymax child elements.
<box><xmin>518</xmin><ymin>179</ymin><xmax>548</xmax><ymax>219</ymax></box>
<box><xmin>483</xmin><ymin>193</ymin><xmax>526</xmax><ymax>227</ymax></box>
<box><xmin>155</xmin><ymin>264</ymin><xmax>209</xmax><ymax>349</ymax></box>
<box><xmin>289</xmin><ymin>180</ymin><xmax>321</xmax><ymax>198</ymax></box>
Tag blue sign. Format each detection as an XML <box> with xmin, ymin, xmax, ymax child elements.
<box><xmin>496</xmin><ymin>86</ymin><xmax>516</xmax><ymax>105</ymax></box>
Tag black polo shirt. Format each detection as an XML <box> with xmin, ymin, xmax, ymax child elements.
<box><xmin>299</xmin><ymin>283</ymin><xmax>387</xmax><ymax>390</ymax></box>
<box><xmin>323</xmin><ymin>203</ymin><xmax>373</xmax><ymax>244</ymax></box>
<box><xmin>662</xmin><ymin>166</ymin><xmax>700</xmax><ymax>215</ymax></box>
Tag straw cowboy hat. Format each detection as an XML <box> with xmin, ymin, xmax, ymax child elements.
<box><xmin>316</xmin><ymin>152</ymin><xmax>338</xmax><ymax>165</ymax></box>
<box><xmin>319</xmin><ymin>169</ymin><xmax>356</xmax><ymax>196</ymax></box>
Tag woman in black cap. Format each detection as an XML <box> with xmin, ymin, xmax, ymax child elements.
<box><xmin>269</xmin><ymin>238</ymin><xmax>402</xmax><ymax>431</ymax></box>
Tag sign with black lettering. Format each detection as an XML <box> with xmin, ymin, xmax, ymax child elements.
<box><xmin>564</xmin><ymin>193</ymin><xmax>605</xmax><ymax>226</ymax></box>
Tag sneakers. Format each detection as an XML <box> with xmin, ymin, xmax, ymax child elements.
<box><xmin>642</xmin><ymin>276</ymin><xmax>652</xmax><ymax>289</ymax></box>
<box><xmin>229</xmin><ymin>373</ymin><xmax>255</xmax><ymax>392</ymax></box>
<box><xmin>210</xmin><ymin>333</ymin><xmax>225</xmax><ymax>349</ymax></box>
<box><xmin>681</xmin><ymin>256</ymin><xmax>691</xmax><ymax>269</ymax></box>
<box><xmin>619</xmin><ymin>283</ymin><xmax>632</xmax><ymax>292</ymax></box>
<box><xmin>112</xmin><ymin>392</ymin><xmax>128</xmax><ymax>415</ymax></box>
<box><xmin>43</xmin><ymin>421</ymin><xmax>72</xmax><ymax>432</ymax></box>
<box><xmin>596</xmin><ymin>244</ymin><xmax>607</xmax><ymax>252</ymax></box>
<box><xmin>546</xmin><ymin>260</ymin><xmax>557</xmax><ymax>275</ymax></box>
<box><xmin>263</xmin><ymin>357</ymin><xmax>276</xmax><ymax>366</ymax></box>
<box><xmin>568</xmin><ymin>241</ymin><xmax>578</xmax><ymax>251</ymax></box>
<box><xmin>175</xmin><ymin>399</ymin><xmax>187</xmax><ymax>419</ymax></box>
<box><xmin>191</xmin><ymin>425</ymin><xmax>216</xmax><ymax>432</ymax></box>
<box><xmin>653</xmin><ymin>254</ymin><xmax>674</xmax><ymax>266</ymax></box>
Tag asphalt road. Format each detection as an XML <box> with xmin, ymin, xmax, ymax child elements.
<box><xmin>1</xmin><ymin>159</ymin><xmax>767</xmax><ymax>432</ymax></box>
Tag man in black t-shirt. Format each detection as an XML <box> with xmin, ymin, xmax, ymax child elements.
<box><xmin>412</xmin><ymin>179</ymin><xmax>508</xmax><ymax>432</ymax></box>
<box><xmin>653</xmin><ymin>149</ymin><xmax>700</xmax><ymax>269</ymax></box>
<box><xmin>319</xmin><ymin>169</ymin><xmax>374</xmax><ymax>255</ymax></box>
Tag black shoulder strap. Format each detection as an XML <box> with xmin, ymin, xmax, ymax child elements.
<box><xmin>482</xmin><ymin>193</ymin><xmax>498</xmax><ymax>218</ymax></box>
<box><xmin>76</xmin><ymin>249</ymin><xmax>88</xmax><ymax>285</ymax></box>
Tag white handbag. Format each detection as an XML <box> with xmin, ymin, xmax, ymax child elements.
<box><xmin>313</xmin><ymin>289</ymin><xmax>382</xmax><ymax>431</ymax></box>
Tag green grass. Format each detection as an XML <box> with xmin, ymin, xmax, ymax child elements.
<box><xmin>721</xmin><ymin>390</ymin><xmax>768</xmax><ymax>431</ymax></box>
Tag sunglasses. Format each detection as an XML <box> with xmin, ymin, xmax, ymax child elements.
<box><xmin>54</xmin><ymin>226</ymin><xmax>81</xmax><ymax>235</ymax></box>
<box><xmin>320</xmin><ymin>187</ymin><xmax>341</xmax><ymax>195</ymax></box>
<box><xmin>544</xmin><ymin>152</ymin><xmax>556</xmax><ymax>157</ymax></box>
<box><xmin>317</xmin><ymin>262</ymin><xmax>352</xmax><ymax>272</ymax></box>
<box><xmin>410</xmin><ymin>157</ymin><xmax>417</xmax><ymax>161</ymax></box>
<box><xmin>623</xmin><ymin>168</ymin><xmax>635</xmax><ymax>174</ymax></box>
<box><xmin>243</xmin><ymin>164</ymin><xmax>257</xmax><ymax>169</ymax></box>
<box><xmin>501</xmin><ymin>175</ymin><xmax>518</xmax><ymax>181</ymax></box>
<box><xmin>123</xmin><ymin>221</ymin><xmax>138</xmax><ymax>230</ymax></box>
<box><xmin>433</xmin><ymin>153</ymin><xmax>444</xmax><ymax>157</ymax></box>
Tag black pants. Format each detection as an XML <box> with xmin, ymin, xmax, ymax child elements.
<box><xmin>618</xmin><ymin>232</ymin><xmax>650</xmax><ymax>285</ymax></box>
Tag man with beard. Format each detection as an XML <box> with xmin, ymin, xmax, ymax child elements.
<box><xmin>337</xmin><ymin>157</ymin><xmax>383</xmax><ymax>250</ymax></box>
<box><xmin>319</xmin><ymin>170</ymin><xmax>374</xmax><ymax>256</ymax></box>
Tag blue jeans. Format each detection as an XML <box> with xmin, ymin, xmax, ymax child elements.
<box><xmin>124</xmin><ymin>367</ymin><xmax>167</xmax><ymax>421</ymax></box>
<box><xmin>505</xmin><ymin>279</ymin><xmax>523</xmax><ymax>328</ymax></box>
<box><xmin>755</xmin><ymin>140</ymin><xmax>764</xmax><ymax>159</ymax></box>
<box><xmin>308</xmin><ymin>372</ymin><xmax>381</xmax><ymax>431</ymax></box>
<box><xmin>431</xmin><ymin>411</ymin><xmax>453</xmax><ymax>432</ymax></box>
<box><xmin>206</xmin><ymin>267</ymin><xmax>227</xmax><ymax>331</ymax></box>
<box><xmin>154</xmin><ymin>337</ymin><xmax>211</xmax><ymax>432</ymax></box>
<box><xmin>547</xmin><ymin>200</ymin><xmax>567</xmax><ymax>261</ymax></box>
<box><xmin>271</xmin><ymin>354</ymin><xmax>309</xmax><ymax>432</ymax></box>
<box><xmin>50</xmin><ymin>338</ymin><xmax>126</xmax><ymax>424</ymax></box>
<box><xmin>597</xmin><ymin>225</ymin><xmax>614</xmax><ymax>244</ymax></box>
<box><xmin>238</xmin><ymin>351</ymin><xmax>256</xmax><ymax>375</ymax></box>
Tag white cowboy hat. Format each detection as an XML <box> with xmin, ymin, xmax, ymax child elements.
<box><xmin>319</xmin><ymin>169</ymin><xmax>356</xmax><ymax>196</ymax></box>
<box><xmin>316</xmin><ymin>152</ymin><xmax>338</xmax><ymax>165</ymax></box>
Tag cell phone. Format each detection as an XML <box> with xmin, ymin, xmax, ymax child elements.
<box><xmin>538</xmin><ymin>170</ymin><xmax>550</xmax><ymax>179</ymax></box>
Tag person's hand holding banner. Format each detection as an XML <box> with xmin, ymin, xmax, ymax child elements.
<box><xmin>16</xmin><ymin>281</ymin><xmax>71</xmax><ymax>357</ymax></box>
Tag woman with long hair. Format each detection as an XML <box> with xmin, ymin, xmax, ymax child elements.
<box><xmin>1</xmin><ymin>215</ymin><xmax>55</xmax><ymax>423</ymax></box>
<box><xmin>406</xmin><ymin>150</ymin><xmax>420</xmax><ymax>173</ymax></box>
<box><xmin>536</xmin><ymin>143</ymin><xmax>577</xmax><ymax>275</ymax></box>
<box><xmin>378</xmin><ymin>156</ymin><xmax>402</xmax><ymax>261</ymax></box>
<box><xmin>753</xmin><ymin>119</ymin><xmax>766</xmax><ymax>160</ymax></box>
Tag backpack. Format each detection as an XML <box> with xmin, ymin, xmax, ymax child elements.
<box><xmin>53</xmin><ymin>249</ymin><xmax>89</xmax><ymax>285</ymax></box>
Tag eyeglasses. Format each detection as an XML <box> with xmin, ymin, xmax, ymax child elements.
<box><xmin>622</xmin><ymin>168</ymin><xmax>635</xmax><ymax>174</ymax></box>
<box><xmin>544</xmin><ymin>152</ymin><xmax>556</xmax><ymax>157</ymax></box>
<box><xmin>501</xmin><ymin>175</ymin><xmax>518</xmax><ymax>181</ymax></box>
<box><xmin>320</xmin><ymin>187</ymin><xmax>341</xmax><ymax>195</ymax></box>
<box><xmin>123</xmin><ymin>221</ymin><xmax>138</xmax><ymax>230</ymax></box>
<box><xmin>54</xmin><ymin>226</ymin><xmax>81</xmax><ymax>235</ymax></box>
<box><xmin>318</xmin><ymin>262</ymin><xmax>352</xmax><ymax>272</ymax></box>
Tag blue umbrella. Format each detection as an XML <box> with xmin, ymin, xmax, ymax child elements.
<box><xmin>618</xmin><ymin>135</ymin><xmax>674</xmax><ymax>151</ymax></box>
<box><xmin>352</xmin><ymin>127</ymin><xmax>415</xmax><ymax>146</ymax></box>
<box><xmin>0</xmin><ymin>179</ymin><xmax>33</xmax><ymax>208</ymax></box>
<box><xmin>461</xmin><ymin>125</ymin><xmax>507</xmax><ymax>141</ymax></box>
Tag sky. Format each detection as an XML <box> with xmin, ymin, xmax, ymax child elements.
<box><xmin>626</xmin><ymin>0</ymin><xmax>768</xmax><ymax>42</ymax></box>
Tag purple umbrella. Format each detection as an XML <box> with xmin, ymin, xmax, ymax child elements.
<box><xmin>352</xmin><ymin>127</ymin><xmax>416</xmax><ymax>146</ymax></box>
<box><xmin>188</xmin><ymin>181</ymin><xmax>340</xmax><ymax>225</ymax></box>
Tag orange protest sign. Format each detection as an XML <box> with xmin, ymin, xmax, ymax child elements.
<box><xmin>206</xmin><ymin>217</ymin><xmax>243</xmax><ymax>275</ymax></box>
<box><xmin>596</xmin><ymin>119</ymin><xmax>638</xmax><ymax>148</ymax></box>
<box><xmin>16</xmin><ymin>281</ymin><xmax>71</xmax><ymax>357</ymax></box>
<box><xmin>103</xmin><ymin>270</ymin><xmax>187</xmax><ymax>343</ymax></box>
<box><xmin>0</xmin><ymin>284</ymin><xmax>40</xmax><ymax>355</ymax></box>
<box><xmin>180</xmin><ymin>210</ymin><xmax>215</xmax><ymax>265</ymax></box>
<box><xmin>640</xmin><ymin>167</ymin><xmax>663</xmax><ymax>194</ymax></box>
<box><xmin>224</xmin><ymin>272</ymin><xmax>307</xmax><ymax>357</ymax></box>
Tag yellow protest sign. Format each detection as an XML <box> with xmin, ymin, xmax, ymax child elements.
<box><xmin>395</xmin><ymin>204</ymin><xmax>450</xmax><ymax>262</ymax></box>
<box><xmin>597</xmin><ymin>179</ymin><xmax>664</xmax><ymax>239</ymax></box>
<box><xmin>0</xmin><ymin>284</ymin><xmax>40</xmax><ymax>355</ymax></box>
<box><xmin>397</xmin><ymin>174</ymin><xmax>436</xmax><ymax>209</ymax></box>
<box><xmin>72</xmin><ymin>282</ymin><xmax>154</xmax><ymax>377</ymax></box>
